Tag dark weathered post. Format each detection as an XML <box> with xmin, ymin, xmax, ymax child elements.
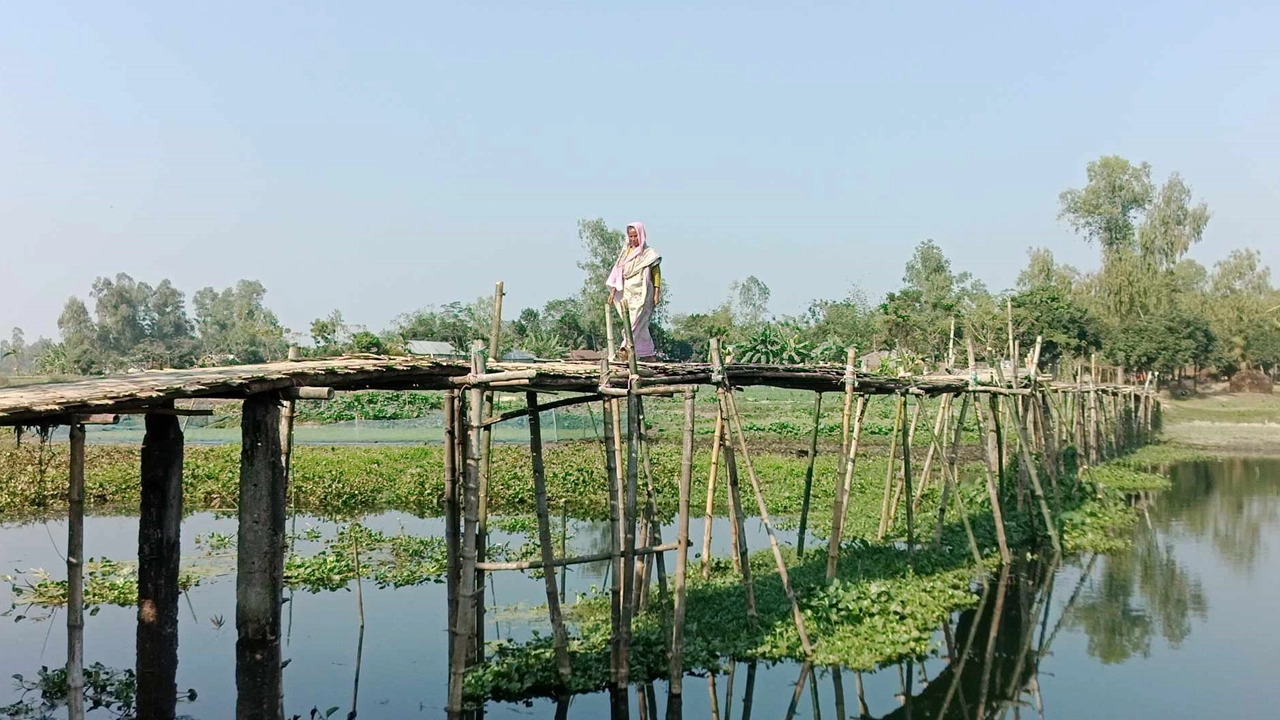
<box><xmin>443</xmin><ymin>390</ymin><xmax>460</xmax><ymax>662</ymax></box>
<box><xmin>138</xmin><ymin>411</ymin><xmax>184</xmax><ymax>720</ymax></box>
<box><xmin>449</xmin><ymin>350</ymin><xmax>484</xmax><ymax>713</ymax></box>
<box><xmin>67</xmin><ymin>422</ymin><xmax>86</xmax><ymax>720</ymax></box>
<box><xmin>236</xmin><ymin>394</ymin><xmax>286</xmax><ymax>720</ymax></box>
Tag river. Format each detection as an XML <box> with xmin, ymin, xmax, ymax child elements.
<box><xmin>2</xmin><ymin>458</ymin><xmax>1277</xmax><ymax>718</ymax></box>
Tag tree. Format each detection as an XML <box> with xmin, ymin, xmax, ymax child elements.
<box><xmin>880</xmin><ymin>240</ymin><xmax>984</xmax><ymax>360</ymax></box>
<box><xmin>1016</xmin><ymin>248</ymin><xmax>1079</xmax><ymax>294</ymax></box>
<box><xmin>1011</xmin><ymin>285</ymin><xmax>1102</xmax><ymax>367</ymax></box>
<box><xmin>192</xmin><ymin>280</ymin><xmax>288</xmax><ymax>364</ymax></box>
<box><xmin>576</xmin><ymin>218</ymin><xmax>625</xmax><ymax>349</ymax></box>
<box><xmin>57</xmin><ymin>296</ymin><xmax>99</xmax><ymax>374</ymax></box>
<box><xmin>1207</xmin><ymin>249</ymin><xmax>1280</xmax><ymax>372</ymax></box>
<box><xmin>310</xmin><ymin>309</ymin><xmax>351</xmax><ymax>351</ymax></box>
<box><xmin>730</xmin><ymin>276</ymin><xmax>771</xmax><ymax>326</ymax></box>
<box><xmin>1059</xmin><ymin>156</ymin><xmax>1209</xmax><ymax>317</ymax></box>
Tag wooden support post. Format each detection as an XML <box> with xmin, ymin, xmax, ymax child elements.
<box><xmin>634</xmin><ymin>398</ymin><xmax>669</xmax><ymax>613</ymax></box>
<box><xmin>138</xmin><ymin>411</ymin><xmax>184</xmax><ymax>720</ymax></box>
<box><xmin>443</xmin><ymin>390</ymin><xmax>460</xmax><ymax>664</ymax></box>
<box><xmin>700</xmin><ymin>400</ymin><xmax>725</xmax><ymax>579</ymax></box>
<box><xmin>236</xmin><ymin>394</ymin><xmax>286</xmax><ymax>720</ymax></box>
<box><xmin>527</xmin><ymin>392</ymin><xmax>571</xmax><ymax>683</ymax></box>
<box><xmin>448</xmin><ymin>350</ymin><xmax>484</xmax><ymax>714</ymax></box>
<box><xmin>826</xmin><ymin>395</ymin><xmax>867</xmax><ymax>581</ymax></box>
<box><xmin>877</xmin><ymin>398</ymin><xmax>906</xmax><ymax>539</ymax></box>
<box><xmin>722</xmin><ymin>384</ymin><xmax>813</xmax><ymax>656</ymax></box>
<box><xmin>796</xmin><ymin>392</ymin><xmax>823</xmax><ymax>557</ymax></box>
<box><xmin>835</xmin><ymin>348</ymin><xmax>856</xmax><ymax>503</ymax></box>
<box><xmin>669</xmin><ymin>388</ymin><xmax>696</xmax><ymax>698</ymax></box>
<box><xmin>67</xmin><ymin>422</ymin><xmax>86</xmax><ymax>720</ymax></box>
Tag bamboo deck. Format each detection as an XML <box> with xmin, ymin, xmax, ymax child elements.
<box><xmin>0</xmin><ymin>354</ymin><xmax>1085</xmax><ymax>426</ymax></box>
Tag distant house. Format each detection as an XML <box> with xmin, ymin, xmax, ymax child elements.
<box><xmin>569</xmin><ymin>349</ymin><xmax>605</xmax><ymax>362</ymax></box>
<box><xmin>405</xmin><ymin>340</ymin><xmax>464</xmax><ymax>359</ymax></box>
<box><xmin>502</xmin><ymin>349</ymin><xmax>539</xmax><ymax>362</ymax></box>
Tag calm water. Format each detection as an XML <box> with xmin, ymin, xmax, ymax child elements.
<box><xmin>2</xmin><ymin>458</ymin><xmax>1278</xmax><ymax>718</ymax></box>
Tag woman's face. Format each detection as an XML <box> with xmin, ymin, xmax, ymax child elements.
<box><xmin>627</xmin><ymin>226</ymin><xmax>640</xmax><ymax>247</ymax></box>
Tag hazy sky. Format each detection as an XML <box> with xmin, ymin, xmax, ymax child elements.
<box><xmin>3</xmin><ymin>1</ymin><xmax>1277</xmax><ymax>341</ymax></box>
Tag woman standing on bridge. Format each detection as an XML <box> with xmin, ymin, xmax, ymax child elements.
<box><xmin>607</xmin><ymin>221</ymin><xmax>662</xmax><ymax>361</ymax></box>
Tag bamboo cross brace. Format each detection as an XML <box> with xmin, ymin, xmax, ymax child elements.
<box><xmin>912</xmin><ymin>393</ymin><xmax>952</xmax><ymax>511</ymax></box>
<box><xmin>932</xmin><ymin>392</ymin><xmax>972</xmax><ymax>546</ymax></box>
<box><xmin>972</xmin><ymin>392</ymin><xmax>1012</xmax><ymax>564</ymax></box>
<box><xmin>721</xmin><ymin>387</ymin><xmax>813</xmax><ymax>656</ymax></box>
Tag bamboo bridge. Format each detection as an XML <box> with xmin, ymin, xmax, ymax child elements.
<box><xmin>0</xmin><ymin>335</ymin><xmax>1160</xmax><ymax>719</ymax></box>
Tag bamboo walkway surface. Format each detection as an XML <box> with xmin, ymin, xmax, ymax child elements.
<box><xmin>0</xmin><ymin>354</ymin><xmax>1142</xmax><ymax>426</ymax></box>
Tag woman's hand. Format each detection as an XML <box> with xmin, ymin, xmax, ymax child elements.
<box><xmin>609</xmin><ymin>289</ymin><xmax>617</xmax><ymax>304</ymax></box>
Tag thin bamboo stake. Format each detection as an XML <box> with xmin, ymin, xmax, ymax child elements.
<box><xmin>887</xmin><ymin>396</ymin><xmax>924</xmax><ymax>528</ymax></box>
<box><xmin>973</xmin><ymin>393</ymin><xmax>1012</xmax><ymax>564</ymax></box>
<box><xmin>796</xmin><ymin>392</ymin><xmax>823</xmax><ymax>557</ymax></box>
<box><xmin>1012</xmin><ymin>402</ymin><xmax>1063</xmax><ymax>555</ymax></box>
<box><xmin>901</xmin><ymin>395</ymin><xmax>915</xmax><ymax>562</ymax></box>
<box><xmin>826</xmin><ymin>394</ymin><xmax>868</xmax><ymax>581</ymax></box>
<box><xmin>722</xmin><ymin>387</ymin><xmax>813</xmax><ymax>656</ymax></box>
<box><xmin>722</xmin><ymin>431</ymin><xmax>757</xmax><ymax>626</ymax></box>
<box><xmin>932</xmin><ymin>393</ymin><xmax>972</xmax><ymax>546</ymax></box>
<box><xmin>700</xmin><ymin>400</ymin><xmax>725</xmax><ymax>578</ymax></box>
<box><xmin>669</xmin><ymin>388</ymin><xmax>696</xmax><ymax>696</ymax></box>
<box><xmin>67</xmin><ymin>422</ymin><xmax>85</xmax><ymax>720</ymax></box>
<box><xmin>527</xmin><ymin>392</ymin><xmax>571</xmax><ymax>683</ymax></box>
<box><xmin>912</xmin><ymin>393</ymin><xmax>951</xmax><ymax>511</ymax></box>
<box><xmin>877</xmin><ymin>399</ymin><xmax>906</xmax><ymax>539</ymax></box>
<box><xmin>475</xmin><ymin>347</ymin><xmax>494</xmax><ymax>666</ymax></box>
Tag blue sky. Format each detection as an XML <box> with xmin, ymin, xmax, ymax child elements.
<box><xmin>3</xmin><ymin>1</ymin><xmax>1277</xmax><ymax>340</ymax></box>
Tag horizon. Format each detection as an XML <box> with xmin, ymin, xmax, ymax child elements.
<box><xmin>4</xmin><ymin>1</ymin><xmax>1278</xmax><ymax>341</ymax></box>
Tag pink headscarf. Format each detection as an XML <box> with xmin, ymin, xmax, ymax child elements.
<box><xmin>606</xmin><ymin>222</ymin><xmax>647</xmax><ymax>293</ymax></box>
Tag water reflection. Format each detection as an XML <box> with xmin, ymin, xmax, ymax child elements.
<box><xmin>9</xmin><ymin>459</ymin><xmax>1280</xmax><ymax>718</ymax></box>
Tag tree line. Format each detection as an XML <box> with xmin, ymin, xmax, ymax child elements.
<box><xmin>4</xmin><ymin>155</ymin><xmax>1277</xmax><ymax>382</ymax></box>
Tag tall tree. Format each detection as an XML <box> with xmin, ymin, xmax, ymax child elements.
<box><xmin>730</xmin><ymin>275</ymin><xmax>771</xmax><ymax>326</ymax></box>
<box><xmin>192</xmin><ymin>280</ymin><xmax>288</xmax><ymax>364</ymax></box>
<box><xmin>576</xmin><ymin>218</ymin><xmax>625</xmax><ymax>349</ymax></box>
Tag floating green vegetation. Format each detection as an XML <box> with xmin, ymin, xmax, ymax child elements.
<box><xmin>1110</xmin><ymin>443</ymin><xmax>1217</xmax><ymax>469</ymax></box>
<box><xmin>1</xmin><ymin>663</ymin><xmax>198</xmax><ymax>719</ymax></box>
<box><xmin>4</xmin><ymin>558</ymin><xmax>208</xmax><ymax>610</ymax></box>
<box><xmin>284</xmin><ymin>523</ymin><xmax>449</xmax><ymax>592</ymax></box>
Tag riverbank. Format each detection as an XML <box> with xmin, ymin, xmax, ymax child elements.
<box><xmin>1158</xmin><ymin>390</ymin><xmax>1280</xmax><ymax>454</ymax></box>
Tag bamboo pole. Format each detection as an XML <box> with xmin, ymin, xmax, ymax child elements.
<box><xmin>887</xmin><ymin>396</ymin><xmax>924</xmax><ymax>528</ymax></box>
<box><xmin>598</xmin><ymin>365</ymin><xmax>624</xmax><ymax>684</ymax></box>
<box><xmin>901</xmin><ymin>395</ymin><xmax>915</xmax><ymax>561</ymax></box>
<box><xmin>912</xmin><ymin>393</ymin><xmax>951</xmax><ymax>511</ymax></box>
<box><xmin>932</xmin><ymin>393</ymin><xmax>974</xmax><ymax>547</ymax></box>
<box><xmin>877</xmin><ymin>399</ymin><xmax>906</xmax><ymax>539</ymax></box>
<box><xmin>474</xmin><ymin>349</ymin><xmax>494</xmax><ymax>666</ymax></box>
<box><xmin>711</xmin><ymin>341</ymin><xmax>757</xmax><ymax>626</ymax></box>
<box><xmin>1012</xmin><ymin>402</ymin><xmax>1063</xmax><ymax>555</ymax></box>
<box><xmin>796</xmin><ymin>392</ymin><xmax>823</xmax><ymax>557</ymax></box>
<box><xmin>700</xmin><ymin>400</ymin><xmax>725</xmax><ymax>579</ymax></box>
<box><xmin>67</xmin><ymin>422</ymin><xmax>86</xmax><ymax>720</ymax></box>
<box><xmin>826</xmin><ymin>394</ymin><xmax>867</xmax><ymax>581</ymax></box>
<box><xmin>447</xmin><ymin>349</ymin><xmax>484</xmax><ymax>713</ymax></box>
<box><xmin>722</xmin><ymin>431</ymin><xmax>757</xmax><ymax>626</ymax></box>
<box><xmin>722</xmin><ymin>384</ymin><xmax>813</xmax><ymax>656</ymax></box>
<box><xmin>527</xmin><ymin>392</ymin><xmax>571</xmax><ymax>683</ymax></box>
<box><xmin>669</xmin><ymin>388</ymin><xmax>696</xmax><ymax>697</ymax></box>
<box><xmin>967</xmin><ymin>338</ymin><xmax>1011</xmax><ymax>564</ymax></box>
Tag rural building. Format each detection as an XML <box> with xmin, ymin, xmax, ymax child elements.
<box><xmin>405</xmin><ymin>340</ymin><xmax>464</xmax><ymax>359</ymax></box>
